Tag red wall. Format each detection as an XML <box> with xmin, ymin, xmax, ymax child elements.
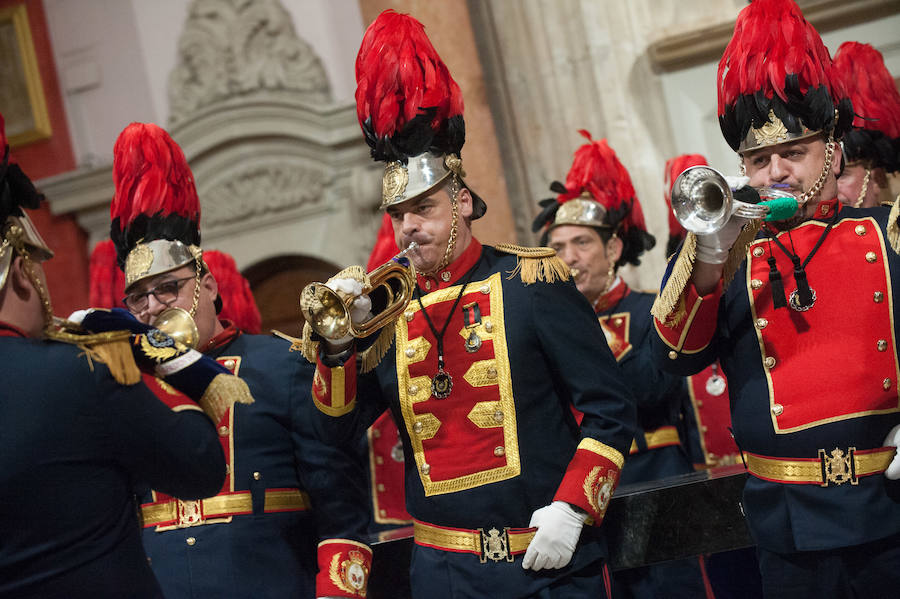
<box><xmin>3</xmin><ymin>0</ymin><xmax>89</xmax><ymax>316</ymax></box>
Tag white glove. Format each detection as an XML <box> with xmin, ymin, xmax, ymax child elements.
<box><xmin>724</xmin><ymin>175</ymin><xmax>750</xmax><ymax>191</ymax></box>
<box><xmin>696</xmin><ymin>215</ymin><xmax>748</xmax><ymax>265</ymax></box>
<box><xmin>883</xmin><ymin>424</ymin><xmax>900</xmax><ymax>480</ymax></box>
<box><xmin>521</xmin><ymin>501</ymin><xmax>587</xmax><ymax>571</ymax></box>
<box><xmin>325</xmin><ymin>278</ymin><xmax>373</xmax><ymax>324</ymax></box>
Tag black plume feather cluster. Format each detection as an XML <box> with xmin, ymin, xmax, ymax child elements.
<box><xmin>363</xmin><ymin>112</ymin><xmax>466</xmax><ymax>164</ymax></box>
<box><xmin>110</xmin><ymin>212</ymin><xmax>201</xmax><ymax>268</ymax></box>
<box><xmin>1</xmin><ymin>145</ymin><xmax>44</xmax><ymax>226</ymax></box>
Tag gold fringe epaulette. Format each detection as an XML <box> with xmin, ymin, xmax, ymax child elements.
<box><xmin>650</xmin><ymin>233</ymin><xmax>697</xmax><ymax>322</ymax></box>
<box><xmin>199</xmin><ymin>373</ymin><xmax>255</xmax><ymax>423</ymax></box>
<box><xmin>723</xmin><ymin>220</ymin><xmax>763</xmax><ymax>286</ymax></box>
<box><xmin>887</xmin><ymin>192</ymin><xmax>900</xmax><ymax>254</ymax></box>
<box><xmin>292</xmin><ymin>321</ymin><xmax>395</xmax><ymax>374</ymax></box>
<box><xmin>495</xmin><ymin>243</ymin><xmax>570</xmax><ymax>285</ymax></box>
<box><xmin>44</xmin><ymin>324</ymin><xmax>141</xmax><ymax>385</ymax></box>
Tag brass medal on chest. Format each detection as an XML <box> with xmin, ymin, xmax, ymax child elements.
<box><xmin>462</xmin><ymin>301</ymin><xmax>483</xmax><ymax>353</ymax></box>
<box><xmin>431</xmin><ymin>369</ymin><xmax>453</xmax><ymax>399</ymax></box>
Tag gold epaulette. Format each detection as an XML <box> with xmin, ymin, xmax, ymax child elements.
<box><xmin>887</xmin><ymin>193</ymin><xmax>900</xmax><ymax>254</ymax></box>
<box><xmin>44</xmin><ymin>324</ymin><xmax>141</xmax><ymax>385</ymax></box>
<box><xmin>292</xmin><ymin>321</ymin><xmax>395</xmax><ymax>374</ymax></box>
<box><xmin>494</xmin><ymin>243</ymin><xmax>570</xmax><ymax>285</ymax></box>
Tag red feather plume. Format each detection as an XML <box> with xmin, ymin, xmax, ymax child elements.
<box><xmin>203</xmin><ymin>250</ymin><xmax>261</xmax><ymax>335</ymax></box>
<box><xmin>88</xmin><ymin>239</ymin><xmax>126</xmax><ymax>308</ymax></box>
<box><xmin>355</xmin><ymin>10</ymin><xmax>463</xmax><ymax>145</ymax></box>
<box><xmin>833</xmin><ymin>42</ymin><xmax>900</xmax><ymax>139</ymax></box>
<box><xmin>558</xmin><ymin>131</ymin><xmax>646</xmax><ymax>234</ymax></box>
<box><xmin>664</xmin><ymin>154</ymin><xmax>708</xmax><ymax>239</ymax></box>
<box><xmin>110</xmin><ymin>122</ymin><xmax>200</xmax><ymax>230</ymax></box>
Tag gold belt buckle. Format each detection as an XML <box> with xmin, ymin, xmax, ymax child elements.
<box><xmin>478</xmin><ymin>527</ymin><xmax>513</xmax><ymax>563</ymax></box>
<box><xmin>818</xmin><ymin>447</ymin><xmax>857</xmax><ymax>487</ymax></box>
<box><xmin>177</xmin><ymin>499</ymin><xmax>203</xmax><ymax>527</ymax></box>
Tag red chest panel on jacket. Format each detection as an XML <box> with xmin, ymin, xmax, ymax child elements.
<box><xmin>747</xmin><ymin>216</ymin><xmax>900</xmax><ymax>432</ymax></box>
<box><xmin>396</xmin><ymin>272</ymin><xmax>520</xmax><ymax>496</ymax></box>
<box><xmin>686</xmin><ymin>365</ymin><xmax>739</xmax><ymax>464</ymax></box>
<box><xmin>598</xmin><ymin>312</ymin><xmax>632</xmax><ymax>362</ymax></box>
<box><xmin>367</xmin><ymin>412</ymin><xmax>411</xmax><ymax>524</ymax></box>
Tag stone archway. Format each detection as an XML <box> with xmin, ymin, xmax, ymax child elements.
<box><xmin>244</xmin><ymin>254</ymin><xmax>340</xmax><ymax>336</ymax></box>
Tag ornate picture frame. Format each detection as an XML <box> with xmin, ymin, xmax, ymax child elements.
<box><xmin>0</xmin><ymin>3</ymin><xmax>51</xmax><ymax>147</ymax></box>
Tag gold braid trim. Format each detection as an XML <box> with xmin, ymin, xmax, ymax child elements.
<box><xmin>723</xmin><ymin>220</ymin><xmax>763</xmax><ymax>286</ymax></box>
<box><xmin>199</xmin><ymin>372</ymin><xmax>255</xmax><ymax>423</ymax></box>
<box><xmin>650</xmin><ymin>233</ymin><xmax>697</xmax><ymax>322</ymax></box>
<box><xmin>495</xmin><ymin>243</ymin><xmax>570</xmax><ymax>285</ymax></box>
<box><xmin>888</xmin><ymin>192</ymin><xmax>900</xmax><ymax>254</ymax></box>
<box><xmin>294</xmin><ymin>322</ymin><xmax>320</xmax><ymax>364</ymax></box>
<box><xmin>44</xmin><ymin>327</ymin><xmax>141</xmax><ymax>385</ymax></box>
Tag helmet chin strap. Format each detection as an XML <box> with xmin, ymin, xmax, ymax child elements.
<box><xmin>422</xmin><ymin>176</ymin><xmax>460</xmax><ymax>278</ymax></box>
<box><xmin>5</xmin><ymin>223</ymin><xmax>54</xmax><ymax>331</ymax></box>
<box><xmin>854</xmin><ymin>168</ymin><xmax>871</xmax><ymax>208</ymax></box>
<box><xmin>796</xmin><ymin>136</ymin><xmax>836</xmax><ymax>206</ymax></box>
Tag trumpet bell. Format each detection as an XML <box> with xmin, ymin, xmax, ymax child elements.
<box><xmin>300</xmin><ymin>283</ymin><xmax>354</xmax><ymax>341</ymax></box>
<box><xmin>670</xmin><ymin>166</ymin><xmax>733</xmax><ymax>235</ymax></box>
<box><xmin>153</xmin><ymin>306</ymin><xmax>200</xmax><ymax>349</ymax></box>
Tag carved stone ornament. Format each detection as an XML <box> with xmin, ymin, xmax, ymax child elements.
<box><xmin>202</xmin><ymin>163</ymin><xmax>327</xmax><ymax>227</ymax></box>
<box><xmin>169</xmin><ymin>0</ymin><xmax>332</xmax><ymax>125</ymax></box>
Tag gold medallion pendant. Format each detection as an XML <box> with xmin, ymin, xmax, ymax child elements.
<box><xmin>432</xmin><ymin>369</ymin><xmax>453</xmax><ymax>399</ymax></box>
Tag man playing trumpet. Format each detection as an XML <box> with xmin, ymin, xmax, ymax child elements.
<box><xmin>300</xmin><ymin>10</ymin><xmax>635</xmax><ymax>598</ymax></box>
<box><xmin>651</xmin><ymin>1</ymin><xmax>900</xmax><ymax>596</ymax></box>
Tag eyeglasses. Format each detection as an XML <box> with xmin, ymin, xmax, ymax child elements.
<box><xmin>122</xmin><ymin>276</ymin><xmax>194</xmax><ymax>313</ymax></box>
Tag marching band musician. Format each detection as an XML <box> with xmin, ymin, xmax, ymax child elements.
<box><xmin>0</xmin><ymin>112</ymin><xmax>226</xmax><ymax>599</ymax></box>
<box><xmin>650</xmin><ymin>1</ymin><xmax>900</xmax><ymax>596</ymax></box>
<box><xmin>299</xmin><ymin>10</ymin><xmax>636</xmax><ymax>598</ymax></box>
<box><xmin>832</xmin><ymin>41</ymin><xmax>900</xmax><ymax>209</ymax></box>
<box><xmin>105</xmin><ymin>122</ymin><xmax>372</xmax><ymax>599</ymax></box>
<box><xmin>534</xmin><ymin>133</ymin><xmax>709</xmax><ymax>599</ymax></box>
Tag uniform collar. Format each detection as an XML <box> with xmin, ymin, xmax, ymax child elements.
<box><xmin>813</xmin><ymin>197</ymin><xmax>840</xmax><ymax>220</ymax></box>
<box><xmin>202</xmin><ymin>320</ymin><xmax>241</xmax><ymax>353</ymax></box>
<box><xmin>0</xmin><ymin>321</ymin><xmax>27</xmax><ymax>338</ymax></box>
<box><xmin>593</xmin><ymin>278</ymin><xmax>630</xmax><ymax>314</ymax></box>
<box><xmin>416</xmin><ymin>239</ymin><xmax>483</xmax><ymax>292</ymax></box>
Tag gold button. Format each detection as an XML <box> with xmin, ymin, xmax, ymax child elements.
<box><xmin>379</xmin><ymin>509</ymin><xmax>387</xmax><ymax>517</ymax></box>
<box><xmin>405</xmin><ymin>311</ymin><xmax>415</xmax><ymax>321</ymax></box>
<box><xmin>493</xmin><ymin>410</ymin><xmax>504</xmax><ymax>423</ymax></box>
<box><xmin>405</xmin><ymin>347</ymin><xmax>416</xmax><ymax>358</ymax></box>
<box><xmin>377</xmin><ymin>483</ymin><xmax>385</xmax><ymax>492</ymax></box>
<box><xmin>614</xmin><ymin>318</ymin><xmax>623</xmax><ymax>327</ymax></box>
<box><xmin>218</xmin><ymin>426</ymin><xmax>229</xmax><ymax>436</ymax></box>
<box><xmin>480</xmin><ymin>285</ymin><xmax>490</xmax><ymax>295</ymax></box>
<box><xmin>772</xmin><ymin>404</ymin><xmax>784</xmax><ymax>416</ymax></box>
<box><xmin>408</xmin><ymin>385</ymin><xmax>419</xmax><ymax>395</ymax></box>
<box><xmin>756</xmin><ymin>318</ymin><xmax>768</xmax><ymax>329</ymax></box>
<box><xmin>668</xmin><ymin>351</ymin><xmax>678</xmax><ymax>360</ymax></box>
<box><xmin>375</xmin><ymin>456</ymin><xmax>384</xmax><ymax>465</ymax></box>
<box><xmin>372</xmin><ymin>428</ymin><xmax>381</xmax><ymax>438</ymax></box>
<box><xmin>752</xmin><ymin>247</ymin><xmax>765</xmax><ymax>257</ymax></box>
<box><xmin>493</xmin><ymin>446</ymin><xmax>505</xmax><ymax>457</ymax></box>
<box><xmin>484</xmin><ymin>321</ymin><xmax>493</xmax><ymax>333</ymax></box>
<box><xmin>764</xmin><ymin>356</ymin><xmax>776</xmax><ymax>369</ymax></box>
<box><xmin>186</xmin><ymin>537</ymin><xmax>196</xmax><ymax>546</ymax></box>
<box><xmin>878</xmin><ymin>339</ymin><xmax>888</xmax><ymax>352</ymax></box>
<box><xmin>421</xmin><ymin>463</ymin><xmax>430</xmax><ymax>475</ymax></box>
<box><xmin>696</xmin><ymin>400</ymin><xmax>703</xmax><ymax>408</ymax></box>
<box><xmin>751</xmin><ymin>279</ymin><xmax>763</xmax><ymax>290</ymax></box>
<box><xmin>855</xmin><ymin>225</ymin><xmax>867</xmax><ymax>236</ymax></box>
<box><xmin>413</xmin><ymin>421</ymin><xmax>423</xmax><ymax>434</ymax></box>
<box><xmin>701</xmin><ymin>425</ymin><xmax>708</xmax><ymax>433</ymax></box>
<box><xmin>441</xmin><ymin>272</ymin><xmax>451</xmax><ymax>282</ymax></box>
<box><xmin>224</xmin><ymin>359</ymin><xmax>236</xmax><ymax>370</ymax></box>
<box><xmin>425</xmin><ymin>280</ymin><xmax>432</xmax><ymax>290</ymax></box>
<box><xmin>486</xmin><ymin>367</ymin><xmax>497</xmax><ymax>379</ymax></box>
<box><xmin>874</xmin><ymin>292</ymin><xmax>885</xmax><ymax>303</ymax></box>
<box><xmin>866</xmin><ymin>251</ymin><xmax>877</xmax><ymax>263</ymax></box>
<box><xmin>253</xmin><ymin>471</ymin><xmax>261</xmax><ymax>480</ymax></box>
<box><xmin>884</xmin><ymin>378</ymin><xmax>893</xmax><ymax>390</ymax></box>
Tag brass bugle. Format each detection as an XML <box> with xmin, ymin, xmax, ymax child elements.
<box><xmin>153</xmin><ymin>306</ymin><xmax>200</xmax><ymax>349</ymax></box>
<box><xmin>670</xmin><ymin>166</ymin><xmax>771</xmax><ymax>234</ymax></box>
<box><xmin>300</xmin><ymin>242</ymin><xmax>418</xmax><ymax>341</ymax></box>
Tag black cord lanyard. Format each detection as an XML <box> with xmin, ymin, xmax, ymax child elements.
<box><xmin>763</xmin><ymin>207</ymin><xmax>839</xmax><ymax>311</ymax></box>
<box><xmin>415</xmin><ymin>259</ymin><xmax>481</xmax><ymax>399</ymax></box>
